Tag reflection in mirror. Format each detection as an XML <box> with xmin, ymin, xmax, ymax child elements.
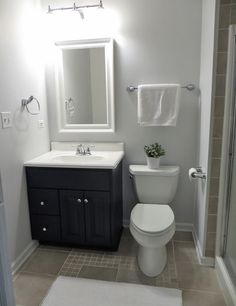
<box><xmin>62</xmin><ymin>47</ymin><xmax>107</xmax><ymax>124</ymax></box>
<box><xmin>54</xmin><ymin>38</ymin><xmax>114</xmax><ymax>133</ymax></box>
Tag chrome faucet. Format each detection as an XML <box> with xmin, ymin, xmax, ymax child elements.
<box><xmin>76</xmin><ymin>144</ymin><xmax>92</xmax><ymax>156</ymax></box>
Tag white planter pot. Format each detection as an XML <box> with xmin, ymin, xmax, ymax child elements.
<box><xmin>146</xmin><ymin>157</ymin><xmax>160</xmax><ymax>169</ymax></box>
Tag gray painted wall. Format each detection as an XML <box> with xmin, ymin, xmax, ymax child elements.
<box><xmin>44</xmin><ymin>0</ymin><xmax>202</xmax><ymax>225</ymax></box>
<box><xmin>0</xmin><ymin>0</ymin><xmax>50</xmax><ymax>263</ymax></box>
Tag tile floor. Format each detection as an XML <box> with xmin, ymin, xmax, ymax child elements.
<box><xmin>14</xmin><ymin>230</ymin><xmax>226</xmax><ymax>306</ymax></box>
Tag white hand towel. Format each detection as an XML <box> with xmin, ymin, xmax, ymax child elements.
<box><xmin>137</xmin><ymin>84</ymin><xmax>181</xmax><ymax>126</ymax></box>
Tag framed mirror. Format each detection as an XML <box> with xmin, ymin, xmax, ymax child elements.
<box><xmin>54</xmin><ymin>38</ymin><xmax>114</xmax><ymax>133</ymax></box>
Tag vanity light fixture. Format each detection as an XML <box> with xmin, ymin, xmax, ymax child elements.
<box><xmin>47</xmin><ymin>0</ymin><xmax>104</xmax><ymax>18</ymax></box>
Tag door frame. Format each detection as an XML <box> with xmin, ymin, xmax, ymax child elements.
<box><xmin>0</xmin><ymin>204</ymin><xmax>16</xmax><ymax>306</ymax></box>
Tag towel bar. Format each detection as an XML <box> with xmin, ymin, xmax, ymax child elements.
<box><xmin>126</xmin><ymin>84</ymin><xmax>195</xmax><ymax>92</ymax></box>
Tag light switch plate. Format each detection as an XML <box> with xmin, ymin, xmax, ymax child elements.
<box><xmin>1</xmin><ymin>112</ymin><xmax>12</xmax><ymax>128</ymax></box>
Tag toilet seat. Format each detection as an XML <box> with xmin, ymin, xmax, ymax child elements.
<box><xmin>130</xmin><ymin>203</ymin><xmax>175</xmax><ymax>235</ymax></box>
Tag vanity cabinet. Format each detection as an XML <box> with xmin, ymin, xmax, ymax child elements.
<box><xmin>25</xmin><ymin>163</ymin><xmax>122</xmax><ymax>250</ymax></box>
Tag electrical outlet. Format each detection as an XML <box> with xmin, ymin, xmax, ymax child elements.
<box><xmin>38</xmin><ymin>120</ymin><xmax>45</xmax><ymax>128</ymax></box>
<box><xmin>1</xmin><ymin>112</ymin><xmax>12</xmax><ymax>128</ymax></box>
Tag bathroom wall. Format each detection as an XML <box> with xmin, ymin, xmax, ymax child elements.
<box><xmin>194</xmin><ymin>0</ymin><xmax>218</xmax><ymax>260</ymax></box>
<box><xmin>42</xmin><ymin>0</ymin><xmax>202</xmax><ymax>226</ymax></box>
<box><xmin>0</xmin><ymin>0</ymin><xmax>50</xmax><ymax>265</ymax></box>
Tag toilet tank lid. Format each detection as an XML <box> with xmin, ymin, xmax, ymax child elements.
<box><xmin>129</xmin><ymin>165</ymin><xmax>180</xmax><ymax>176</ymax></box>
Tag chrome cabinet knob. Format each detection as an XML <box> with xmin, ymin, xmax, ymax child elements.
<box><xmin>42</xmin><ymin>227</ymin><xmax>47</xmax><ymax>232</ymax></box>
<box><xmin>84</xmin><ymin>199</ymin><xmax>88</xmax><ymax>204</ymax></box>
<box><xmin>40</xmin><ymin>201</ymin><xmax>45</xmax><ymax>206</ymax></box>
<box><xmin>77</xmin><ymin>199</ymin><xmax>82</xmax><ymax>203</ymax></box>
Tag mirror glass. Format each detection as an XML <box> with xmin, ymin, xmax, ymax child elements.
<box><xmin>54</xmin><ymin>38</ymin><xmax>114</xmax><ymax>133</ymax></box>
<box><xmin>63</xmin><ymin>47</ymin><xmax>107</xmax><ymax>124</ymax></box>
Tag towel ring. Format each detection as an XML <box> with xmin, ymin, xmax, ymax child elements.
<box><xmin>21</xmin><ymin>96</ymin><xmax>41</xmax><ymax>115</ymax></box>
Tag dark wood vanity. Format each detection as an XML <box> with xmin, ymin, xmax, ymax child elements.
<box><xmin>25</xmin><ymin>162</ymin><xmax>123</xmax><ymax>250</ymax></box>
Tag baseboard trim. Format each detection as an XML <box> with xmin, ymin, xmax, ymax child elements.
<box><xmin>175</xmin><ymin>222</ymin><xmax>193</xmax><ymax>232</ymax></box>
<box><xmin>11</xmin><ymin>240</ymin><xmax>38</xmax><ymax>275</ymax></box>
<box><xmin>216</xmin><ymin>256</ymin><xmax>236</xmax><ymax>306</ymax></box>
<box><xmin>192</xmin><ymin>229</ymin><xmax>215</xmax><ymax>267</ymax></box>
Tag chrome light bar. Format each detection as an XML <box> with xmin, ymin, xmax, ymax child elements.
<box><xmin>47</xmin><ymin>0</ymin><xmax>104</xmax><ymax>14</ymax></box>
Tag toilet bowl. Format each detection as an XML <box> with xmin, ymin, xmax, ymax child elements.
<box><xmin>129</xmin><ymin>165</ymin><xmax>180</xmax><ymax>277</ymax></box>
<box><xmin>130</xmin><ymin>203</ymin><xmax>175</xmax><ymax>276</ymax></box>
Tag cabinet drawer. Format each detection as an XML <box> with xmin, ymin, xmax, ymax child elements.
<box><xmin>31</xmin><ymin>215</ymin><xmax>61</xmax><ymax>242</ymax></box>
<box><xmin>26</xmin><ymin>168</ymin><xmax>110</xmax><ymax>191</ymax></box>
<box><xmin>28</xmin><ymin>189</ymin><xmax>59</xmax><ymax>215</ymax></box>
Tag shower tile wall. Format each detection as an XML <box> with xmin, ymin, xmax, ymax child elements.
<box><xmin>205</xmin><ymin>0</ymin><xmax>234</xmax><ymax>258</ymax></box>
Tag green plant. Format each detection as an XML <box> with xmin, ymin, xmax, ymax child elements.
<box><xmin>144</xmin><ymin>142</ymin><xmax>166</xmax><ymax>158</ymax></box>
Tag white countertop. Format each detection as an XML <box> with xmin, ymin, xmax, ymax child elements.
<box><xmin>24</xmin><ymin>142</ymin><xmax>124</xmax><ymax>169</ymax></box>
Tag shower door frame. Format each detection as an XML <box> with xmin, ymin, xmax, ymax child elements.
<box><xmin>215</xmin><ymin>24</ymin><xmax>236</xmax><ymax>306</ymax></box>
<box><xmin>222</xmin><ymin>32</ymin><xmax>236</xmax><ymax>258</ymax></box>
<box><xmin>216</xmin><ymin>25</ymin><xmax>236</xmax><ymax>257</ymax></box>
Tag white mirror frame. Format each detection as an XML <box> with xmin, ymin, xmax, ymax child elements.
<box><xmin>54</xmin><ymin>38</ymin><xmax>114</xmax><ymax>133</ymax></box>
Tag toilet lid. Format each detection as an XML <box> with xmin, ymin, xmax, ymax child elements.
<box><xmin>130</xmin><ymin>204</ymin><xmax>174</xmax><ymax>234</ymax></box>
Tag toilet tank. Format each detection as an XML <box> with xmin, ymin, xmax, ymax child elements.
<box><xmin>129</xmin><ymin>165</ymin><xmax>180</xmax><ymax>204</ymax></box>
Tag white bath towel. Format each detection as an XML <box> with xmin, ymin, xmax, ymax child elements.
<box><xmin>137</xmin><ymin>84</ymin><xmax>181</xmax><ymax>126</ymax></box>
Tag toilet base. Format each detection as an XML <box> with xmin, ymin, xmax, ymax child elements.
<box><xmin>137</xmin><ymin>245</ymin><xmax>167</xmax><ymax>277</ymax></box>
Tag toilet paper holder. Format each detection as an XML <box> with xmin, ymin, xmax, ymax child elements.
<box><xmin>191</xmin><ymin>167</ymin><xmax>206</xmax><ymax>180</ymax></box>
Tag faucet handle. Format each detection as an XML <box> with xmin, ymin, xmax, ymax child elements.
<box><xmin>86</xmin><ymin>146</ymin><xmax>91</xmax><ymax>155</ymax></box>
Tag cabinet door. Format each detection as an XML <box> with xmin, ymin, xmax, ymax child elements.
<box><xmin>59</xmin><ymin>190</ymin><xmax>85</xmax><ymax>244</ymax></box>
<box><xmin>84</xmin><ymin>191</ymin><xmax>110</xmax><ymax>247</ymax></box>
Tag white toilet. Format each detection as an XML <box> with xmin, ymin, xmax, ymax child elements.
<box><xmin>129</xmin><ymin>165</ymin><xmax>180</xmax><ymax>277</ymax></box>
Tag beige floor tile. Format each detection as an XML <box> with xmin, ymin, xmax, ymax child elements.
<box><xmin>183</xmin><ymin>290</ymin><xmax>226</xmax><ymax>306</ymax></box>
<box><xmin>21</xmin><ymin>249</ymin><xmax>69</xmax><ymax>275</ymax></box>
<box><xmin>176</xmin><ymin>262</ymin><xmax>221</xmax><ymax>292</ymax></box>
<box><xmin>14</xmin><ymin>272</ymin><xmax>55</xmax><ymax>306</ymax></box>
<box><xmin>78</xmin><ymin>266</ymin><xmax>117</xmax><ymax>281</ymax></box>
<box><xmin>155</xmin><ymin>281</ymin><xmax>179</xmax><ymax>289</ymax></box>
<box><xmin>174</xmin><ymin>241</ymin><xmax>198</xmax><ymax>264</ymax></box>
<box><xmin>116</xmin><ymin>268</ymin><xmax>156</xmax><ymax>286</ymax></box>
<box><xmin>14</xmin><ymin>231</ymin><xmax>226</xmax><ymax>306</ymax></box>
<box><xmin>117</xmin><ymin>235</ymin><xmax>138</xmax><ymax>256</ymax></box>
<box><xmin>39</xmin><ymin>244</ymin><xmax>72</xmax><ymax>252</ymax></box>
<box><xmin>173</xmin><ymin>231</ymin><xmax>193</xmax><ymax>242</ymax></box>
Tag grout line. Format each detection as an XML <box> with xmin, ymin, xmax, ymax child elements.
<box><xmin>57</xmin><ymin>249</ymin><xmax>72</xmax><ymax>276</ymax></box>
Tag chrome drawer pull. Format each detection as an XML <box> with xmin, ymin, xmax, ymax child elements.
<box><xmin>84</xmin><ymin>199</ymin><xmax>88</xmax><ymax>204</ymax></box>
<box><xmin>77</xmin><ymin>199</ymin><xmax>82</xmax><ymax>203</ymax></box>
<box><xmin>42</xmin><ymin>227</ymin><xmax>47</xmax><ymax>232</ymax></box>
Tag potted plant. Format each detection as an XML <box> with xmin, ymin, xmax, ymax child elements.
<box><xmin>144</xmin><ymin>142</ymin><xmax>165</xmax><ymax>169</ymax></box>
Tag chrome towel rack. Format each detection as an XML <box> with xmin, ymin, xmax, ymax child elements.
<box><xmin>126</xmin><ymin>84</ymin><xmax>196</xmax><ymax>92</ymax></box>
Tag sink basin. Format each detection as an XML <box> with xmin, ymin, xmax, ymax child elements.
<box><xmin>52</xmin><ymin>155</ymin><xmax>104</xmax><ymax>163</ymax></box>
